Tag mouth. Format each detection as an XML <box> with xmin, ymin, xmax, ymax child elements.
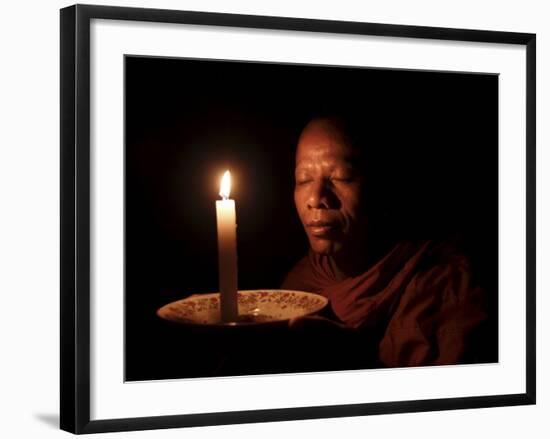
<box><xmin>306</xmin><ymin>221</ymin><xmax>339</xmax><ymax>238</ymax></box>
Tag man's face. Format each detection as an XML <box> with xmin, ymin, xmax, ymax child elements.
<box><xmin>294</xmin><ymin>119</ymin><xmax>367</xmax><ymax>256</ymax></box>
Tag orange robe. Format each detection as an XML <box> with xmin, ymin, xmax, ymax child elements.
<box><xmin>281</xmin><ymin>240</ymin><xmax>490</xmax><ymax>367</ymax></box>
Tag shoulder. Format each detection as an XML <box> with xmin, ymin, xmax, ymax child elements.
<box><xmin>379</xmin><ymin>237</ymin><xmax>487</xmax><ymax>329</ymax></box>
<box><xmin>413</xmin><ymin>236</ymin><xmax>473</xmax><ymax>274</ymax></box>
<box><xmin>380</xmin><ymin>237</ymin><xmax>490</xmax><ymax>366</ymax></box>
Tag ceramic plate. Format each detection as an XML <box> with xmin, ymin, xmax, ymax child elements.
<box><xmin>157</xmin><ymin>289</ymin><xmax>329</xmax><ymax>326</ymax></box>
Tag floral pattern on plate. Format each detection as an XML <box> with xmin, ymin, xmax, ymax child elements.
<box><xmin>157</xmin><ymin>289</ymin><xmax>328</xmax><ymax>326</ymax></box>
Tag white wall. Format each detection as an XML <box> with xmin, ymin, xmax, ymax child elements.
<box><xmin>0</xmin><ymin>0</ymin><xmax>547</xmax><ymax>437</ymax></box>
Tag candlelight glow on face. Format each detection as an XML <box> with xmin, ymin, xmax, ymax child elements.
<box><xmin>219</xmin><ymin>170</ymin><xmax>231</xmax><ymax>200</ymax></box>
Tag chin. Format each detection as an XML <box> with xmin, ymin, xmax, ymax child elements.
<box><xmin>309</xmin><ymin>238</ymin><xmax>343</xmax><ymax>255</ymax></box>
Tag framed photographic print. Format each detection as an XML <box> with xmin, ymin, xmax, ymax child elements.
<box><xmin>60</xmin><ymin>4</ymin><xmax>536</xmax><ymax>434</ymax></box>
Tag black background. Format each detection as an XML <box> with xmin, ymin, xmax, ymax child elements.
<box><xmin>125</xmin><ymin>56</ymin><xmax>498</xmax><ymax>381</ymax></box>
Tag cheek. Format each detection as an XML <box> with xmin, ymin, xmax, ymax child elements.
<box><xmin>294</xmin><ymin>189</ymin><xmax>306</xmax><ymax>219</ymax></box>
<box><xmin>339</xmin><ymin>187</ymin><xmax>363</xmax><ymax>218</ymax></box>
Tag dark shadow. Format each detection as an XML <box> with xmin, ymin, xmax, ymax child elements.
<box><xmin>34</xmin><ymin>413</ymin><xmax>59</xmax><ymax>429</ymax></box>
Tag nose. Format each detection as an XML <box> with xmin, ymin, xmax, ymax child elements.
<box><xmin>307</xmin><ymin>179</ymin><xmax>335</xmax><ymax>210</ymax></box>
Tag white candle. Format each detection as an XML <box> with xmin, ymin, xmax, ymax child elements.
<box><xmin>216</xmin><ymin>170</ymin><xmax>238</xmax><ymax>322</ymax></box>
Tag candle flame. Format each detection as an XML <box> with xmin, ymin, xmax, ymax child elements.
<box><xmin>219</xmin><ymin>170</ymin><xmax>231</xmax><ymax>199</ymax></box>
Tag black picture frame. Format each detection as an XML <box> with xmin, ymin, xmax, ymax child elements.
<box><xmin>60</xmin><ymin>4</ymin><xmax>536</xmax><ymax>434</ymax></box>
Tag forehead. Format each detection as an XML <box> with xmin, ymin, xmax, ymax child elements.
<box><xmin>295</xmin><ymin>120</ymin><xmax>357</xmax><ymax>167</ymax></box>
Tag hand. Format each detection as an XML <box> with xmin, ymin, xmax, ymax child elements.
<box><xmin>288</xmin><ymin>315</ymin><xmax>353</xmax><ymax>334</ymax></box>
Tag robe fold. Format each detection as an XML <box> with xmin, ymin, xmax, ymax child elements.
<box><xmin>281</xmin><ymin>239</ymin><xmax>490</xmax><ymax>368</ymax></box>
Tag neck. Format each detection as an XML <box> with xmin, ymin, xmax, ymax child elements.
<box><xmin>327</xmin><ymin>234</ymin><xmax>391</xmax><ymax>280</ymax></box>
<box><xmin>328</xmin><ymin>241</ymin><xmax>367</xmax><ymax>280</ymax></box>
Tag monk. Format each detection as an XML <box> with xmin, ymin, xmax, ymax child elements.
<box><xmin>282</xmin><ymin>115</ymin><xmax>492</xmax><ymax>369</ymax></box>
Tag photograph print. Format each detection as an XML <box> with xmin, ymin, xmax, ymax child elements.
<box><xmin>124</xmin><ymin>55</ymin><xmax>498</xmax><ymax>381</ymax></box>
